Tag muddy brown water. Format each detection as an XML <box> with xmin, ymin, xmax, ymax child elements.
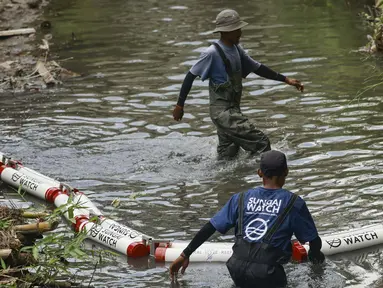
<box><xmin>1</xmin><ymin>0</ymin><xmax>383</xmax><ymax>287</ymax></box>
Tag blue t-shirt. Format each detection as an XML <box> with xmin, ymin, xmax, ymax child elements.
<box><xmin>190</xmin><ymin>40</ymin><xmax>261</xmax><ymax>84</ymax></box>
<box><xmin>210</xmin><ymin>187</ymin><xmax>318</xmax><ymax>254</ymax></box>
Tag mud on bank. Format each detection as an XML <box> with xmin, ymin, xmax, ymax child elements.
<box><xmin>0</xmin><ymin>0</ymin><xmax>77</xmax><ymax>93</ymax></box>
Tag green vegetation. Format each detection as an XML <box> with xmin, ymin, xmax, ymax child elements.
<box><xmin>0</xmin><ymin>197</ymin><xmax>112</xmax><ymax>287</ymax></box>
<box><xmin>360</xmin><ymin>0</ymin><xmax>383</xmax><ymax>52</ymax></box>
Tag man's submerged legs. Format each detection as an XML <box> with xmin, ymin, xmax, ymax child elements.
<box><xmin>217</xmin><ymin>129</ymin><xmax>240</xmax><ymax>160</ymax></box>
<box><xmin>214</xmin><ymin>110</ymin><xmax>271</xmax><ymax>158</ymax></box>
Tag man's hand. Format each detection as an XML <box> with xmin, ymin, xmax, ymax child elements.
<box><xmin>285</xmin><ymin>77</ymin><xmax>304</xmax><ymax>92</ymax></box>
<box><xmin>169</xmin><ymin>254</ymin><xmax>189</xmax><ymax>281</ymax></box>
<box><xmin>308</xmin><ymin>250</ymin><xmax>325</xmax><ymax>264</ymax></box>
<box><xmin>173</xmin><ymin>105</ymin><xmax>184</xmax><ymax>121</ymax></box>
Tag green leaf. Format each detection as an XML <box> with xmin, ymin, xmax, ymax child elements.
<box><xmin>17</xmin><ymin>184</ymin><xmax>22</xmax><ymax>194</ymax></box>
<box><xmin>74</xmin><ymin>248</ymin><xmax>86</xmax><ymax>257</ymax></box>
<box><xmin>32</xmin><ymin>246</ymin><xmax>39</xmax><ymax>260</ymax></box>
<box><xmin>0</xmin><ymin>257</ymin><xmax>7</xmax><ymax>270</ymax></box>
<box><xmin>20</xmin><ymin>246</ymin><xmax>33</xmax><ymax>252</ymax></box>
<box><xmin>0</xmin><ymin>219</ymin><xmax>11</xmax><ymax>229</ymax></box>
<box><xmin>111</xmin><ymin>198</ymin><xmax>121</xmax><ymax>207</ymax></box>
<box><xmin>89</xmin><ymin>216</ymin><xmax>99</xmax><ymax>223</ymax></box>
<box><xmin>68</xmin><ymin>206</ymin><xmax>74</xmax><ymax>221</ymax></box>
<box><xmin>69</xmin><ymin>250</ymin><xmax>77</xmax><ymax>258</ymax></box>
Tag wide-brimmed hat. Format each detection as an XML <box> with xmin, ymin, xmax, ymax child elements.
<box><xmin>213</xmin><ymin>9</ymin><xmax>248</xmax><ymax>33</ymax></box>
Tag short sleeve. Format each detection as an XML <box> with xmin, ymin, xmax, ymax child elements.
<box><xmin>210</xmin><ymin>194</ymin><xmax>239</xmax><ymax>234</ymax></box>
<box><xmin>237</xmin><ymin>45</ymin><xmax>261</xmax><ymax>78</ymax></box>
<box><xmin>190</xmin><ymin>49</ymin><xmax>214</xmax><ymax>81</ymax></box>
<box><xmin>292</xmin><ymin>201</ymin><xmax>319</xmax><ymax>243</ymax></box>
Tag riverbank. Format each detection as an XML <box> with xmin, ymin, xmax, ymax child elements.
<box><xmin>0</xmin><ymin>0</ymin><xmax>77</xmax><ymax>93</ymax></box>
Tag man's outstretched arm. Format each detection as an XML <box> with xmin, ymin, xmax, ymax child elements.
<box><xmin>254</xmin><ymin>64</ymin><xmax>304</xmax><ymax>92</ymax></box>
<box><xmin>169</xmin><ymin>194</ymin><xmax>238</xmax><ymax>281</ymax></box>
<box><xmin>169</xmin><ymin>221</ymin><xmax>216</xmax><ymax>280</ymax></box>
<box><xmin>173</xmin><ymin>72</ymin><xmax>197</xmax><ymax>121</ymax></box>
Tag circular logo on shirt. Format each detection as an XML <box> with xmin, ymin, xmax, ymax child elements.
<box><xmin>245</xmin><ymin>218</ymin><xmax>269</xmax><ymax>241</ymax></box>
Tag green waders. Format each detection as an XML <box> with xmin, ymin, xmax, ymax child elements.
<box><xmin>210</xmin><ymin>43</ymin><xmax>271</xmax><ymax>160</ymax></box>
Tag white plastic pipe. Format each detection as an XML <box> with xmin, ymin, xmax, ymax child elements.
<box><xmin>160</xmin><ymin>225</ymin><xmax>383</xmax><ymax>262</ymax></box>
<box><xmin>320</xmin><ymin>225</ymin><xmax>383</xmax><ymax>256</ymax></box>
<box><xmin>0</xmin><ymin>166</ymin><xmax>54</xmax><ymax>200</ymax></box>
<box><xmin>0</xmin><ymin>154</ymin><xmax>152</xmax><ymax>259</ymax></box>
<box><xmin>13</xmin><ymin>166</ymin><xmax>101</xmax><ymax>219</ymax></box>
<box><xmin>0</xmin><ymin>166</ymin><xmax>89</xmax><ymax>221</ymax></box>
<box><xmin>155</xmin><ymin>246</ymin><xmax>233</xmax><ymax>262</ymax></box>
<box><xmin>99</xmin><ymin>218</ymin><xmax>150</xmax><ymax>239</ymax></box>
<box><xmin>53</xmin><ymin>194</ymin><xmax>69</xmax><ymax>208</ymax></box>
<box><xmin>73</xmin><ymin>192</ymin><xmax>103</xmax><ymax>217</ymax></box>
<box><xmin>321</xmin><ymin>224</ymin><xmax>381</xmax><ymax>238</ymax></box>
<box><xmin>169</xmin><ymin>241</ymin><xmax>233</xmax><ymax>250</ymax></box>
<box><xmin>80</xmin><ymin>221</ymin><xmax>148</xmax><ymax>257</ymax></box>
<box><xmin>54</xmin><ymin>193</ymin><xmax>90</xmax><ymax>220</ymax></box>
<box><xmin>0</xmin><ymin>153</ymin><xmax>59</xmax><ymax>187</ymax></box>
<box><xmin>17</xmin><ymin>166</ymin><xmax>59</xmax><ymax>187</ymax></box>
<box><xmin>157</xmin><ymin>241</ymin><xmax>310</xmax><ymax>263</ymax></box>
<box><xmin>15</xmin><ymin>165</ymin><xmax>72</xmax><ymax>194</ymax></box>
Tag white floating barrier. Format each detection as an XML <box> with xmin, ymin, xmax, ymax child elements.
<box><xmin>0</xmin><ymin>165</ymin><xmax>65</xmax><ymax>201</ymax></box>
<box><xmin>0</xmin><ymin>154</ymin><xmax>59</xmax><ymax>187</ymax></box>
<box><xmin>156</xmin><ymin>226</ymin><xmax>383</xmax><ymax>263</ymax></box>
<box><xmin>17</xmin><ymin>166</ymin><xmax>59</xmax><ymax>187</ymax></box>
<box><xmin>73</xmin><ymin>192</ymin><xmax>103</xmax><ymax>217</ymax></box>
<box><xmin>3</xmin><ymin>151</ymin><xmax>383</xmax><ymax>263</ymax></box>
<box><xmin>155</xmin><ymin>241</ymin><xmax>307</xmax><ymax>263</ymax></box>
<box><xmin>0</xmin><ymin>153</ymin><xmax>152</xmax><ymax>259</ymax></box>
<box><xmin>155</xmin><ymin>246</ymin><xmax>233</xmax><ymax>262</ymax></box>
<box><xmin>321</xmin><ymin>224</ymin><xmax>380</xmax><ymax>238</ymax></box>
<box><xmin>319</xmin><ymin>224</ymin><xmax>383</xmax><ymax>256</ymax></box>
<box><xmin>169</xmin><ymin>241</ymin><xmax>233</xmax><ymax>249</ymax></box>
<box><xmin>0</xmin><ymin>165</ymin><xmax>88</xmax><ymax>220</ymax></box>
<box><xmin>78</xmin><ymin>221</ymin><xmax>148</xmax><ymax>258</ymax></box>
<box><xmin>98</xmin><ymin>218</ymin><xmax>151</xmax><ymax>239</ymax></box>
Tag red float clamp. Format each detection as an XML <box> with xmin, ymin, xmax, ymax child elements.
<box><xmin>291</xmin><ymin>240</ymin><xmax>308</xmax><ymax>263</ymax></box>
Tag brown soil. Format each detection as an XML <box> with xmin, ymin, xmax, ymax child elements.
<box><xmin>0</xmin><ymin>206</ymin><xmax>24</xmax><ymax>225</ymax></box>
<box><xmin>0</xmin><ymin>0</ymin><xmax>77</xmax><ymax>93</ymax></box>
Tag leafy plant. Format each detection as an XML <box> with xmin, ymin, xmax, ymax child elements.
<box><xmin>0</xmin><ymin>192</ymin><xmax>112</xmax><ymax>287</ymax></box>
<box><xmin>0</xmin><ymin>219</ymin><xmax>11</xmax><ymax>230</ymax></box>
<box><xmin>360</xmin><ymin>3</ymin><xmax>383</xmax><ymax>53</ymax></box>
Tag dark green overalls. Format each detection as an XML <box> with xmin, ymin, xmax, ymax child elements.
<box><xmin>210</xmin><ymin>43</ymin><xmax>271</xmax><ymax>159</ymax></box>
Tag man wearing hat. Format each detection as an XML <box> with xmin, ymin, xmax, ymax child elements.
<box><xmin>172</xmin><ymin>9</ymin><xmax>304</xmax><ymax>159</ymax></box>
<box><xmin>169</xmin><ymin>150</ymin><xmax>324</xmax><ymax>287</ymax></box>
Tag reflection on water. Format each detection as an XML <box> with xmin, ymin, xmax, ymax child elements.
<box><xmin>1</xmin><ymin>0</ymin><xmax>383</xmax><ymax>286</ymax></box>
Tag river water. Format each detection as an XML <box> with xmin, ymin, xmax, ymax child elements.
<box><xmin>1</xmin><ymin>0</ymin><xmax>383</xmax><ymax>287</ymax></box>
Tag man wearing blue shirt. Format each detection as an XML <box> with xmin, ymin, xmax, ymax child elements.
<box><xmin>169</xmin><ymin>150</ymin><xmax>324</xmax><ymax>288</ymax></box>
<box><xmin>172</xmin><ymin>10</ymin><xmax>304</xmax><ymax>159</ymax></box>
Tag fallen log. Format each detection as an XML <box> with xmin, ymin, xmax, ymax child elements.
<box><xmin>0</xmin><ymin>28</ymin><xmax>36</xmax><ymax>38</ymax></box>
